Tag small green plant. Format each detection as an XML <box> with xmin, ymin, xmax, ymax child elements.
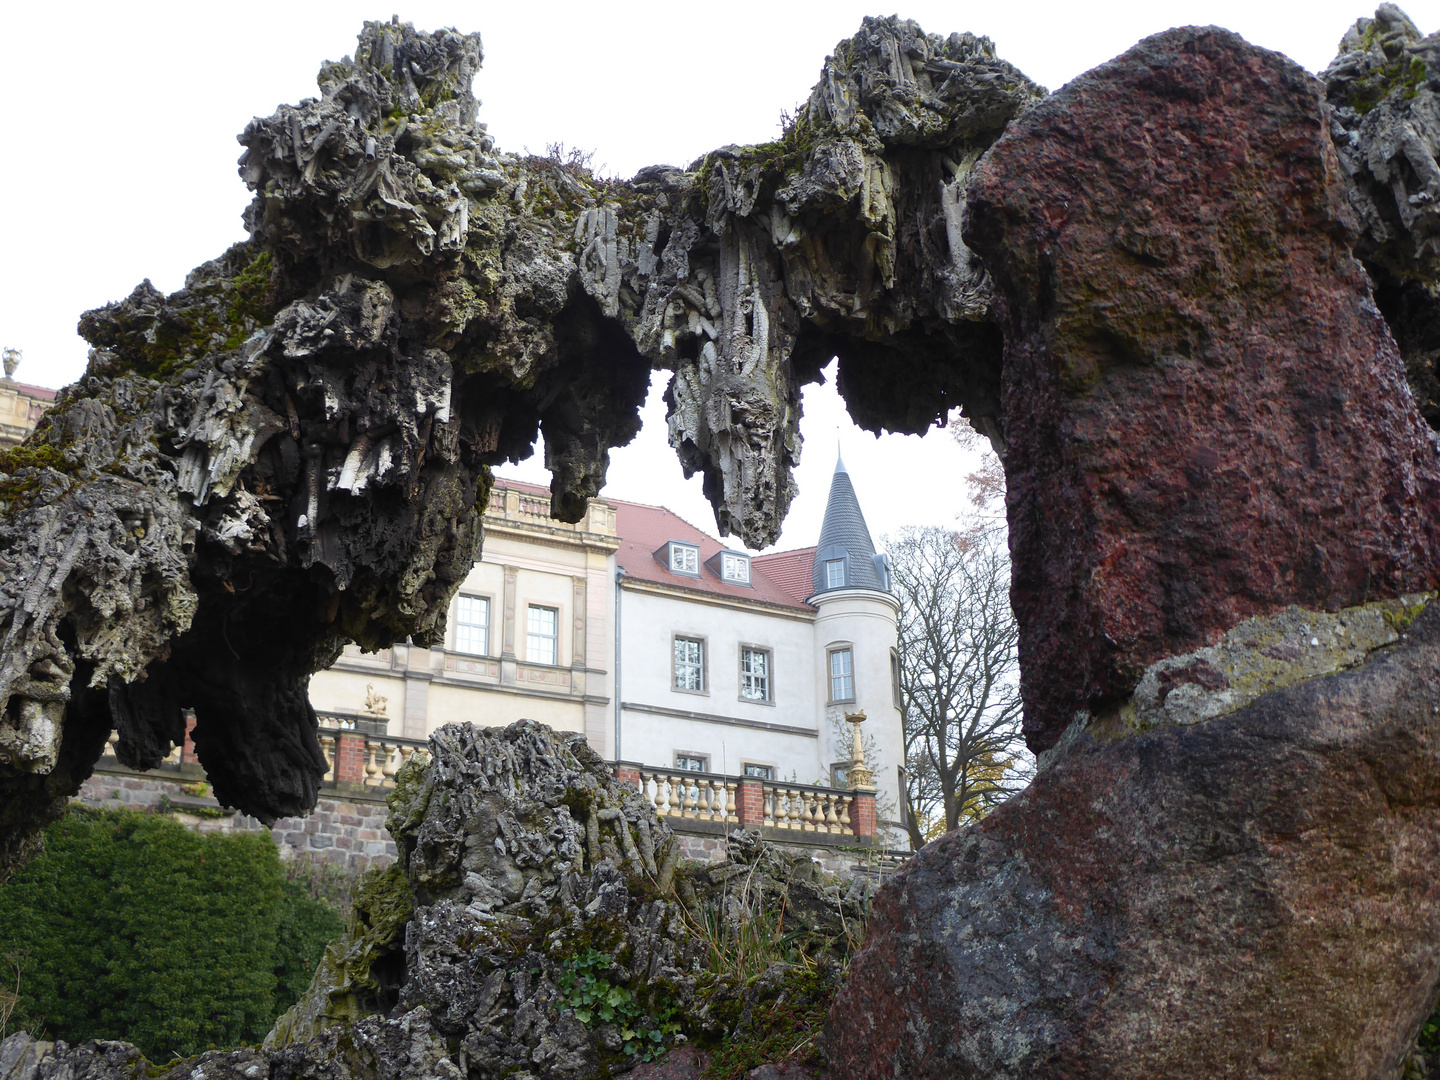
<box><xmin>556</xmin><ymin>948</ymin><xmax>680</xmax><ymax>1061</ymax></box>
<box><xmin>1419</xmin><ymin>1000</ymin><xmax>1439</xmax><ymax>1065</ymax></box>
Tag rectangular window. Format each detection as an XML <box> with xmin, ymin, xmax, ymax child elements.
<box><xmin>454</xmin><ymin>595</ymin><xmax>489</xmax><ymax>656</ymax></box>
<box><xmin>721</xmin><ymin>552</ymin><xmax>750</xmax><ymax>584</ymax></box>
<box><xmin>670</xmin><ymin>543</ymin><xmax>699</xmax><ymax>574</ymax></box>
<box><xmin>825</xmin><ymin>558</ymin><xmax>846</xmax><ymax>589</ymax></box>
<box><xmin>891</xmin><ymin>648</ymin><xmax>902</xmax><ymax>708</ymax></box>
<box><xmin>526</xmin><ymin>605</ymin><xmax>558</xmax><ymax>665</ymax></box>
<box><xmin>740</xmin><ymin>647</ymin><xmax>771</xmax><ymax>702</ymax></box>
<box><xmin>674</xmin><ymin>636</ymin><xmax>704</xmax><ymax>691</ymax></box>
<box><xmin>675</xmin><ymin>753</ymin><xmax>707</xmax><ymax>773</ymax></box>
<box><xmin>829</xmin><ymin>647</ymin><xmax>854</xmax><ymax>702</ymax></box>
<box><xmin>743</xmin><ymin>763</ymin><xmax>774</xmax><ymax>780</ymax></box>
<box><xmin>831</xmin><ymin>763</ymin><xmax>851</xmax><ymax>789</ymax></box>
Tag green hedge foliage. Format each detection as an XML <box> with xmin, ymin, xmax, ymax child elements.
<box><xmin>0</xmin><ymin>807</ymin><xmax>343</xmax><ymax>1059</ymax></box>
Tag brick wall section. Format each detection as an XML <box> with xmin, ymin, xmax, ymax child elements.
<box><xmin>614</xmin><ymin>765</ymin><xmax>641</xmax><ymax>789</ymax></box>
<box><xmin>736</xmin><ymin>778</ymin><xmax>765</xmax><ymax>829</ymax></box>
<box><xmin>851</xmin><ymin>793</ymin><xmax>877</xmax><ymax>837</ymax></box>
<box><xmin>181</xmin><ymin>712</ymin><xmax>197</xmax><ymax>764</ymax></box>
<box><xmin>335</xmin><ymin>732</ymin><xmax>367</xmax><ymax>784</ymax></box>
<box><xmin>75</xmin><ymin>770</ymin><xmax>397</xmax><ymax>872</ymax></box>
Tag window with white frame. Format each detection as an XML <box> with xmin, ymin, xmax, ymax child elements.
<box><xmin>670</xmin><ymin>543</ymin><xmax>700</xmax><ymax>574</ymax></box>
<box><xmin>825</xmin><ymin>558</ymin><xmax>846</xmax><ymax>589</ymax></box>
<box><xmin>526</xmin><ymin>605</ymin><xmax>559</xmax><ymax>665</ymax></box>
<box><xmin>740</xmin><ymin>646</ymin><xmax>771</xmax><ymax>702</ymax></box>
<box><xmin>829</xmin><ymin>646</ymin><xmax>855</xmax><ymax>702</ymax></box>
<box><xmin>454</xmin><ymin>596</ymin><xmax>490</xmax><ymax>655</ymax></box>
<box><xmin>674</xmin><ymin>636</ymin><xmax>704</xmax><ymax>692</ymax></box>
<box><xmin>675</xmin><ymin>753</ymin><xmax>708</xmax><ymax>773</ymax></box>
<box><xmin>721</xmin><ymin>552</ymin><xmax>750</xmax><ymax>584</ymax></box>
<box><xmin>743</xmin><ymin>763</ymin><xmax>774</xmax><ymax>780</ymax></box>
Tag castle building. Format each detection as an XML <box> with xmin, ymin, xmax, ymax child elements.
<box><xmin>0</xmin><ymin>349</ymin><xmax>57</xmax><ymax>449</ymax></box>
<box><xmin>307</xmin><ymin>456</ymin><xmax>907</xmax><ymax>833</ymax></box>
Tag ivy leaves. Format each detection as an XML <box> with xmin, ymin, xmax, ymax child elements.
<box><xmin>556</xmin><ymin>948</ymin><xmax>680</xmax><ymax>1061</ymax></box>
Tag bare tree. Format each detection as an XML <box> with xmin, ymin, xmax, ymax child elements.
<box><xmin>888</xmin><ymin>523</ymin><xmax>1027</xmax><ymax>849</ymax></box>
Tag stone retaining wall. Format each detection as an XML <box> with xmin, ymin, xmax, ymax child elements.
<box><xmin>76</xmin><ymin>763</ymin><xmax>901</xmax><ymax>881</ymax></box>
<box><xmin>76</xmin><ymin>765</ymin><xmax>397</xmax><ymax>871</ymax></box>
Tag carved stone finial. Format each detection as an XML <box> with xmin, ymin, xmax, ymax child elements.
<box><xmin>845</xmin><ymin>710</ymin><xmax>875</xmax><ymax>791</ymax></box>
<box><xmin>1</xmin><ymin>348</ymin><xmax>19</xmax><ymax>379</ymax></box>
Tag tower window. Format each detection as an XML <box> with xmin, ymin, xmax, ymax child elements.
<box><xmin>825</xmin><ymin>558</ymin><xmax>846</xmax><ymax>589</ymax></box>
<box><xmin>829</xmin><ymin>647</ymin><xmax>854</xmax><ymax>702</ymax></box>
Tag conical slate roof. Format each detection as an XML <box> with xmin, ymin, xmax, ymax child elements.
<box><xmin>811</xmin><ymin>451</ymin><xmax>889</xmax><ymax>596</ymax></box>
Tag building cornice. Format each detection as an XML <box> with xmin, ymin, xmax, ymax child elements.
<box><xmin>621</xmin><ymin>578</ymin><xmax>816</xmax><ymax>621</ymax></box>
<box><xmin>808</xmin><ymin>587</ymin><xmax>901</xmax><ymax>614</ymax></box>
<box><xmin>621</xmin><ymin>700</ymin><xmax>819</xmax><ymax>738</ymax></box>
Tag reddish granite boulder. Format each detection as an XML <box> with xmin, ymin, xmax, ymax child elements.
<box><xmin>963</xmin><ymin>25</ymin><xmax>1440</xmax><ymax>752</ymax></box>
<box><xmin>827</xmin><ymin>601</ymin><xmax>1440</xmax><ymax>1079</ymax></box>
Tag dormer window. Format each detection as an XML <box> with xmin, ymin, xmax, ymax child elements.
<box><xmin>669</xmin><ymin>542</ymin><xmax>699</xmax><ymax>575</ymax></box>
<box><xmin>720</xmin><ymin>552</ymin><xmax>750</xmax><ymax>584</ymax></box>
<box><xmin>825</xmin><ymin>558</ymin><xmax>846</xmax><ymax>589</ymax></box>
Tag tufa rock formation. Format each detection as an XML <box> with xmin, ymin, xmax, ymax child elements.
<box><xmin>0</xmin><ymin>720</ymin><xmax>868</xmax><ymax>1080</ymax></box>
<box><xmin>1324</xmin><ymin>4</ymin><xmax>1440</xmax><ymax>430</ymax></box>
<box><xmin>829</xmin><ymin>17</ymin><xmax>1440</xmax><ymax>1080</ymax></box>
<box><xmin>0</xmin><ymin>16</ymin><xmax>1041</xmax><ymax>866</ymax></box>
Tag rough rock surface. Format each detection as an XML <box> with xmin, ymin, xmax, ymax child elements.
<box><xmin>964</xmin><ymin>24</ymin><xmax>1440</xmax><ymax>752</ymax></box>
<box><xmin>0</xmin><ymin>16</ymin><xmax>1040</xmax><ymax>864</ymax></box>
<box><xmin>1324</xmin><ymin>5</ymin><xmax>1440</xmax><ymax>427</ymax></box>
<box><xmin>828</xmin><ymin>598</ymin><xmax>1440</xmax><ymax>1079</ymax></box>
<box><xmin>0</xmin><ymin>719</ymin><xmax>867</xmax><ymax>1080</ymax></box>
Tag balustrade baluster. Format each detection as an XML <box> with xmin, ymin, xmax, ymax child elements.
<box><xmin>789</xmin><ymin>789</ymin><xmax>812</xmax><ymax>835</ymax></box>
<box><xmin>824</xmin><ymin>793</ymin><xmax>841</xmax><ymax>833</ymax></box>
<box><xmin>802</xmin><ymin>792</ymin><xmax>817</xmax><ymax>831</ymax></box>
<box><xmin>724</xmin><ymin>781</ymin><xmax>738</xmax><ymax>823</ymax></box>
<box><xmin>380</xmin><ymin>743</ymin><xmax>398</xmax><ymax>785</ymax></box>
<box><xmin>364</xmin><ymin>740</ymin><xmax>381</xmax><ymax>785</ymax></box>
<box><xmin>838</xmin><ymin>795</ymin><xmax>852</xmax><ymax>832</ymax></box>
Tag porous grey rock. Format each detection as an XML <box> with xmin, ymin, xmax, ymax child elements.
<box><xmin>1324</xmin><ymin>5</ymin><xmax>1440</xmax><ymax>426</ymax></box>
<box><xmin>267</xmin><ymin>720</ymin><xmax>698</xmax><ymax>1080</ymax></box>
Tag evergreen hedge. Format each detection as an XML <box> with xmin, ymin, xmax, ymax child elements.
<box><xmin>0</xmin><ymin>806</ymin><xmax>342</xmax><ymax>1059</ymax></box>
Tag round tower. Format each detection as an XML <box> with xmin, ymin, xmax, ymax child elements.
<box><xmin>808</xmin><ymin>452</ymin><xmax>905</xmax><ymax>843</ymax></box>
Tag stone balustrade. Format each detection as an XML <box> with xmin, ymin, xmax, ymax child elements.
<box><xmin>315</xmin><ymin>727</ymin><xmax>430</xmax><ymax>788</ymax></box>
<box><xmin>624</xmin><ymin>764</ymin><xmax>874</xmax><ymax>845</ymax></box>
<box><xmin>106</xmin><ymin>733</ymin><xmax>876</xmax><ymax>847</ymax></box>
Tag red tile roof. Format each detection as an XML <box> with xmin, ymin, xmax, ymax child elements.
<box><xmin>613</xmin><ymin>500</ymin><xmax>816</xmax><ymax>612</ymax></box>
<box><xmin>488</xmin><ymin>474</ymin><xmax>817</xmax><ymax>611</ymax></box>
<box><xmin>751</xmin><ymin>548</ymin><xmax>816</xmax><ymax>606</ymax></box>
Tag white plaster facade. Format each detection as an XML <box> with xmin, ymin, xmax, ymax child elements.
<box><xmin>307</xmin><ymin>470</ymin><xmax>907</xmax><ymax>839</ymax></box>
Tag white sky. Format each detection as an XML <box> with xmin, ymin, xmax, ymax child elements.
<box><xmin>3</xmin><ymin>0</ymin><xmax>1432</xmax><ymax>550</ymax></box>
